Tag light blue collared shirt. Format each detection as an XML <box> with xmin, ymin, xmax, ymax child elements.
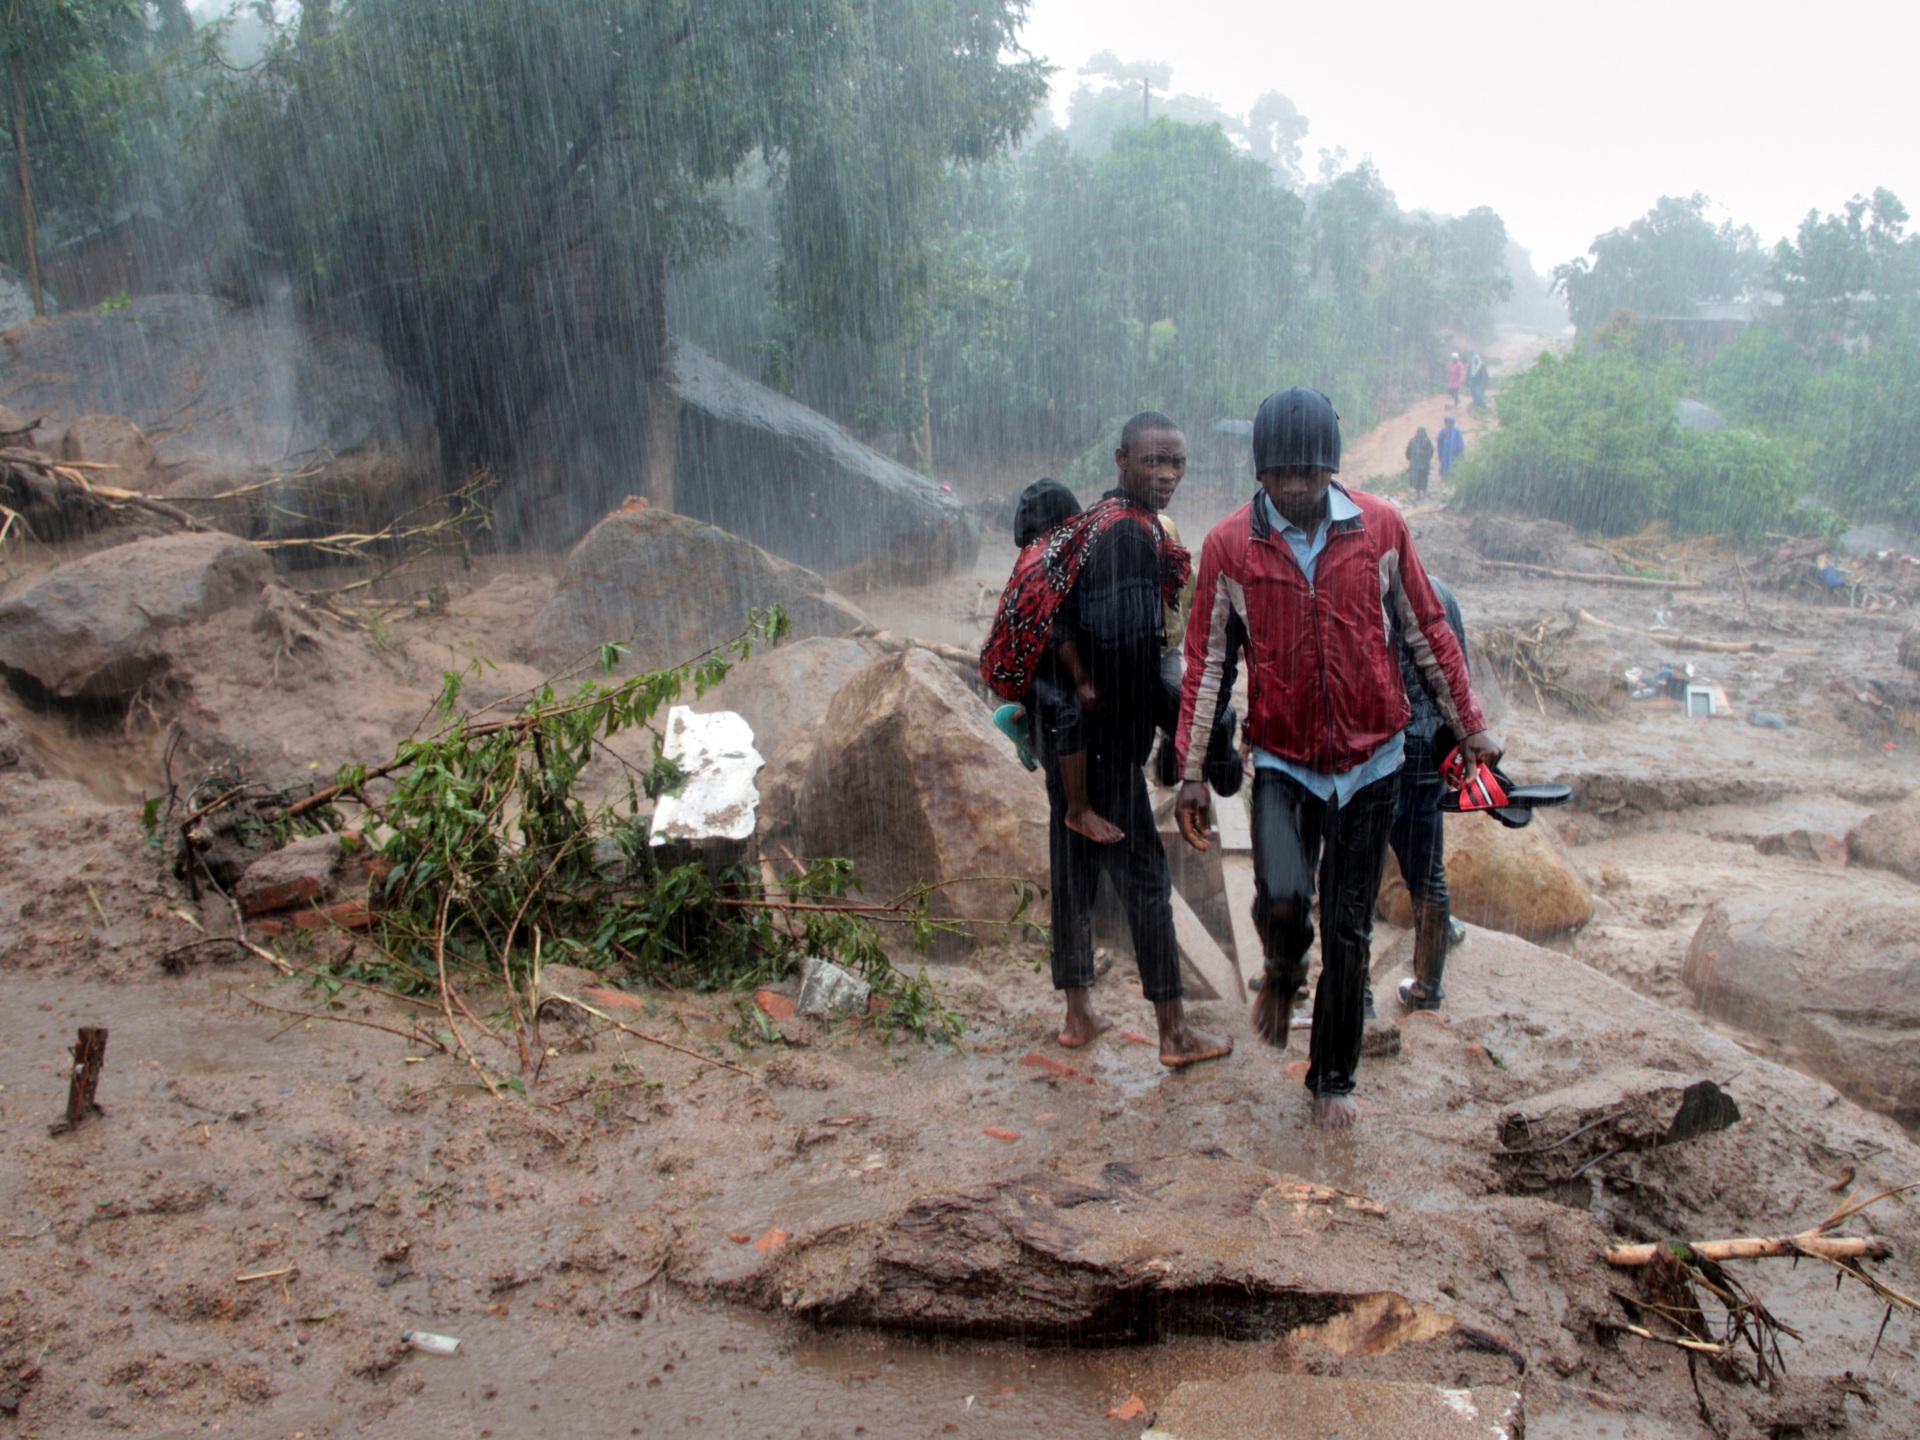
<box><xmin>1251</xmin><ymin>487</ymin><xmax>1405</xmax><ymax>804</ymax></box>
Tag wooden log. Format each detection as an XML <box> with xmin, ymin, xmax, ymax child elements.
<box><xmin>1481</xmin><ymin>559</ymin><xmax>1706</xmax><ymax>591</ymax></box>
<box><xmin>57</xmin><ymin>1026</ymin><xmax>108</xmax><ymax>1132</ymax></box>
<box><xmin>1573</xmin><ymin>609</ymin><xmax>1779</xmax><ymax>655</ymax></box>
<box><xmin>1605</xmin><ymin>1234</ymin><xmax>1890</xmax><ymax>1267</ymax></box>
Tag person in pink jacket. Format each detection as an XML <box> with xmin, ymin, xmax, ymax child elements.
<box><xmin>1445</xmin><ymin>352</ymin><xmax>1465</xmax><ymax>408</ymax></box>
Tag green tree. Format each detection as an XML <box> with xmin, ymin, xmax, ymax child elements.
<box><xmin>1552</xmin><ymin>194</ymin><xmax>1764</xmax><ymax>335</ymax></box>
<box><xmin>0</xmin><ymin>0</ymin><xmax>144</xmax><ymax>313</ymax></box>
<box><xmin>1771</xmin><ymin>188</ymin><xmax>1920</xmax><ymax>343</ymax></box>
<box><xmin>218</xmin><ymin>0</ymin><xmax>1046</xmax><ymax>486</ymax></box>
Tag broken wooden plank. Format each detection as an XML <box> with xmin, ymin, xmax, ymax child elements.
<box><xmin>1213</xmin><ymin>793</ymin><xmax>1253</xmax><ymax>853</ymax></box>
<box><xmin>1171</xmin><ymin>885</ymin><xmax>1242</xmax><ymax>1003</ymax></box>
<box><xmin>1219</xmin><ymin>854</ymin><xmax>1265</xmax><ymax>992</ymax></box>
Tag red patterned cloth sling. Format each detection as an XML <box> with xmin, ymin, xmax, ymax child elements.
<box><xmin>979</xmin><ymin>497</ymin><xmax>1190</xmax><ymax>702</ymax></box>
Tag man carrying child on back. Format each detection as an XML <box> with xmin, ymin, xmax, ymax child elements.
<box><xmin>982</xmin><ymin>414</ymin><xmax>1232</xmax><ymax>1069</ymax></box>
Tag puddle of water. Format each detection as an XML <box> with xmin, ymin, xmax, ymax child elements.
<box><xmin>248</xmin><ymin>1293</ymin><xmax>1268</xmax><ymax>1439</ymax></box>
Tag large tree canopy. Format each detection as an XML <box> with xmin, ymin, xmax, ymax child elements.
<box><xmin>218</xmin><ymin>0</ymin><xmax>1047</xmax><ymax>472</ymax></box>
<box><xmin>1553</xmin><ymin>194</ymin><xmax>1764</xmax><ymax>334</ymax></box>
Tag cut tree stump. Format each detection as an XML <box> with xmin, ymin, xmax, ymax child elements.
<box><xmin>51</xmin><ymin>1026</ymin><xmax>108</xmax><ymax>1134</ymax></box>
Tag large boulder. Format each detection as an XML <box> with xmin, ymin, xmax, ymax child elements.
<box><xmin>1377</xmin><ymin>813</ymin><xmax>1593</xmax><ymax>940</ymax></box>
<box><xmin>1683</xmin><ymin>896</ymin><xmax>1920</xmax><ymax>1125</ymax></box>
<box><xmin>531</xmin><ymin>503</ymin><xmax>867</xmax><ymax>672</ymax></box>
<box><xmin>794</xmin><ymin>648</ymin><xmax>1048</xmax><ymax>937</ymax></box>
<box><xmin>0</xmin><ymin>294</ymin><xmax>438</xmax><ymax>532</ymax></box>
<box><xmin>1847</xmin><ymin>796</ymin><xmax>1920</xmax><ymax>882</ymax></box>
<box><xmin>0</xmin><ymin>532</ymin><xmax>270</xmax><ymax>699</ymax></box>
<box><xmin>495</xmin><ymin>339</ymin><xmax>978</xmax><ymax>581</ymax></box>
<box><xmin>691</xmin><ymin>635</ymin><xmax>879</xmax><ymax>757</ymax></box>
<box><xmin>57</xmin><ymin>413</ymin><xmax>156</xmax><ymax>482</ymax></box>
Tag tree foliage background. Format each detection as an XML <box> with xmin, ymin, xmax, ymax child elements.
<box><xmin>0</xmin><ymin>10</ymin><xmax>1517</xmax><ymax>491</ymax></box>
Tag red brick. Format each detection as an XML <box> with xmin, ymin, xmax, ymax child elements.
<box><xmin>755</xmin><ymin>990</ymin><xmax>796</xmax><ymax>1020</ymax></box>
<box><xmin>1018</xmin><ymin>1050</ymin><xmax>1096</xmax><ymax>1084</ymax></box>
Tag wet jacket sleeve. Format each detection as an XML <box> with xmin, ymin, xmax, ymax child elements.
<box><xmin>1176</xmin><ymin>527</ymin><xmax>1244</xmax><ymax>782</ymax></box>
<box><xmin>1381</xmin><ymin>513</ymin><xmax>1485</xmax><ymax>741</ymax></box>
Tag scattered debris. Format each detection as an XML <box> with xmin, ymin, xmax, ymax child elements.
<box><xmin>795</xmin><ymin>956</ymin><xmax>871</xmax><ymax>1017</ymax></box>
<box><xmin>648</xmin><ymin>707</ymin><xmax>764</xmax><ymax>846</ymax></box>
<box><xmin>400</xmin><ymin>1330</ymin><xmax>461</xmax><ymax>1356</ymax></box>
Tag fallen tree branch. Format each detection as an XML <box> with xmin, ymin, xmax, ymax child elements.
<box><xmin>1481</xmin><ymin>558</ymin><xmax>1705</xmax><ymax>590</ymax></box>
<box><xmin>543</xmin><ymin>993</ymin><xmax>753</xmax><ymax>1076</ymax></box>
<box><xmin>1607</xmin><ymin>1235</ymin><xmax>1891</xmax><ymax>1267</ymax></box>
<box><xmin>1573</xmin><ymin>609</ymin><xmax>1786</xmax><ymax>656</ymax></box>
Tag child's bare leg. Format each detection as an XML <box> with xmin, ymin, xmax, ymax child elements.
<box><xmin>1059</xmin><ymin>750</ymin><xmax>1124</xmax><ymax>844</ymax></box>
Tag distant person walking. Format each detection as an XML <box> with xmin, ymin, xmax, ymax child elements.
<box><xmin>1405</xmin><ymin>426</ymin><xmax>1434</xmax><ymax>495</ymax></box>
<box><xmin>1468</xmin><ymin>353</ymin><xmax>1489</xmax><ymax>409</ymax></box>
<box><xmin>1445</xmin><ymin>352</ymin><xmax>1465</xmax><ymax>408</ymax></box>
<box><xmin>1436</xmin><ymin>415</ymin><xmax>1466</xmax><ymax>482</ymax></box>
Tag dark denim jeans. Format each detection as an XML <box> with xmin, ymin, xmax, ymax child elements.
<box><xmin>1250</xmin><ymin>768</ymin><xmax>1400</xmax><ymax>1096</ymax></box>
<box><xmin>1042</xmin><ymin>749</ymin><xmax>1181</xmax><ymax>1004</ymax></box>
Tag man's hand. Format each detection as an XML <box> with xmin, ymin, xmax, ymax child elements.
<box><xmin>1075</xmin><ymin>677</ymin><xmax>1105</xmax><ymax>712</ymax></box>
<box><xmin>1175</xmin><ymin>779</ymin><xmax>1213</xmax><ymax>852</ymax></box>
<box><xmin>1459</xmin><ymin>729</ymin><xmax>1504</xmax><ymax>772</ymax></box>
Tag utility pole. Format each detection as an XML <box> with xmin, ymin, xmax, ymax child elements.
<box><xmin>1142</xmin><ymin>74</ymin><xmax>1150</xmax><ymax>126</ymax></box>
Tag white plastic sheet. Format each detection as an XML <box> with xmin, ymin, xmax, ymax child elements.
<box><xmin>648</xmin><ymin>706</ymin><xmax>764</xmax><ymax>845</ymax></box>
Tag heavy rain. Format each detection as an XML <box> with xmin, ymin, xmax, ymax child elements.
<box><xmin>0</xmin><ymin>1</ymin><xmax>1918</xmax><ymax>1436</ymax></box>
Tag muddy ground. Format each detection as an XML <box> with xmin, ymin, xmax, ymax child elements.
<box><xmin>4</xmin><ymin>382</ymin><xmax>1920</xmax><ymax>1439</ymax></box>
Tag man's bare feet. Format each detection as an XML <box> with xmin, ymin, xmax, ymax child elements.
<box><xmin>1153</xmin><ymin>999</ymin><xmax>1233</xmax><ymax>1069</ymax></box>
<box><xmin>1251</xmin><ymin>983</ymin><xmax>1292</xmax><ymax>1047</ymax></box>
<box><xmin>1058</xmin><ymin>986</ymin><xmax>1113</xmax><ymax>1048</ymax></box>
<box><xmin>1311</xmin><ymin>1093</ymin><xmax>1359</xmax><ymax>1130</ymax></box>
<box><xmin>1063</xmin><ymin>806</ymin><xmax>1125</xmax><ymax>844</ymax></box>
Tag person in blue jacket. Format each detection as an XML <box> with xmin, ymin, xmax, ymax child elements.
<box><xmin>1436</xmin><ymin>415</ymin><xmax>1466</xmax><ymax>481</ymax></box>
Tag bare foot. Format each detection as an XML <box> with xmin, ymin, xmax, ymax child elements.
<box><xmin>1251</xmin><ymin>985</ymin><xmax>1292</xmax><ymax>1048</ymax></box>
<box><xmin>1311</xmin><ymin>1094</ymin><xmax>1360</xmax><ymax>1130</ymax></box>
<box><xmin>1152</xmin><ymin>999</ymin><xmax>1233</xmax><ymax>1069</ymax></box>
<box><xmin>1059</xmin><ymin>987</ymin><xmax>1112</xmax><ymax>1049</ymax></box>
<box><xmin>1063</xmin><ymin>806</ymin><xmax>1125</xmax><ymax>844</ymax></box>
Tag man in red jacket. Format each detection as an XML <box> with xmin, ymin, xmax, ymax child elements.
<box><xmin>1174</xmin><ymin>387</ymin><xmax>1501</xmax><ymax>1129</ymax></box>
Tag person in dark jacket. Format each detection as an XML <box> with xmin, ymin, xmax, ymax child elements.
<box><xmin>1436</xmin><ymin>415</ymin><xmax>1466</xmax><ymax>481</ymax></box>
<box><xmin>1405</xmin><ymin>426</ymin><xmax>1434</xmax><ymax>494</ymax></box>
<box><xmin>1048</xmin><ymin>413</ymin><xmax>1232</xmax><ymax>1069</ymax></box>
<box><xmin>1174</xmin><ymin>387</ymin><xmax>1501</xmax><ymax>1128</ymax></box>
<box><xmin>1390</xmin><ymin>575</ymin><xmax>1470</xmax><ymax>1011</ymax></box>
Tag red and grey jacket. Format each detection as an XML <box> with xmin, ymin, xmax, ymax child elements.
<box><xmin>1175</xmin><ymin>486</ymin><xmax>1485</xmax><ymax>782</ymax></box>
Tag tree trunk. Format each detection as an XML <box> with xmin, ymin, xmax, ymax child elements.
<box><xmin>637</xmin><ymin>253</ymin><xmax>678</xmax><ymax>512</ymax></box>
<box><xmin>12</xmin><ymin>53</ymin><xmax>42</xmax><ymax>318</ymax></box>
<box><xmin>914</xmin><ymin>341</ymin><xmax>932</xmax><ymax>475</ymax></box>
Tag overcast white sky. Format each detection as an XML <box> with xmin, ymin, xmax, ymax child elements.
<box><xmin>1018</xmin><ymin>0</ymin><xmax>1918</xmax><ymax>271</ymax></box>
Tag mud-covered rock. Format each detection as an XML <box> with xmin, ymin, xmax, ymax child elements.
<box><xmin>1494</xmin><ymin>1070</ymin><xmax>1740</xmax><ymax>1189</ymax></box>
<box><xmin>692</xmin><ymin>635</ymin><xmax>878</xmax><ymax>757</ymax></box>
<box><xmin>793</xmin><ymin>647</ymin><xmax>1047</xmax><ymax>938</ymax></box>
<box><xmin>1469</xmin><ymin>514</ymin><xmax>1581</xmax><ymax>567</ymax></box>
<box><xmin>0</xmin><ymin>295</ymin><xmax>438</xmax><ymax>533</ymax></box>
<box><xmin>531</xmin><ymin>503</ymin><xmax>867</xmax><ymax>672</ymax></box>
<box><xmin>1377</xmin><ymin>813</ymin><xmax>1593</xmax><ymax>940</ymax></box>
<box><xmin>1683</xmin><ymin>895</ymin><xmax>1920</xmax><ymax>1125</ymax></box>
<box><xmin>0</xmin><ymin>532</ymin><xmax>270</xmax><ymax>699</ymax></box>
<box><xmin>57</xmin><ymin>413</ymin><xmax>155</xmax><ymax>482</ymax></box>
<box><xmin>1846</xmin><ymin>796</ymin><xmax>1920</xmax><ymax>882</ymax></box>
<box><xmin>496</xmin><ymin>339</ymin><xmax>977</xmax><ymax>581</ymax></box>
<box><xmin>1756</xmin><ymin>828</ymin><xmax>1848</xmax><ymax>866</ymax></box>
<box><xmin>235</xmin><ymin>834</ymin><xmax>345</xmax><ymax>916</ymax></box>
